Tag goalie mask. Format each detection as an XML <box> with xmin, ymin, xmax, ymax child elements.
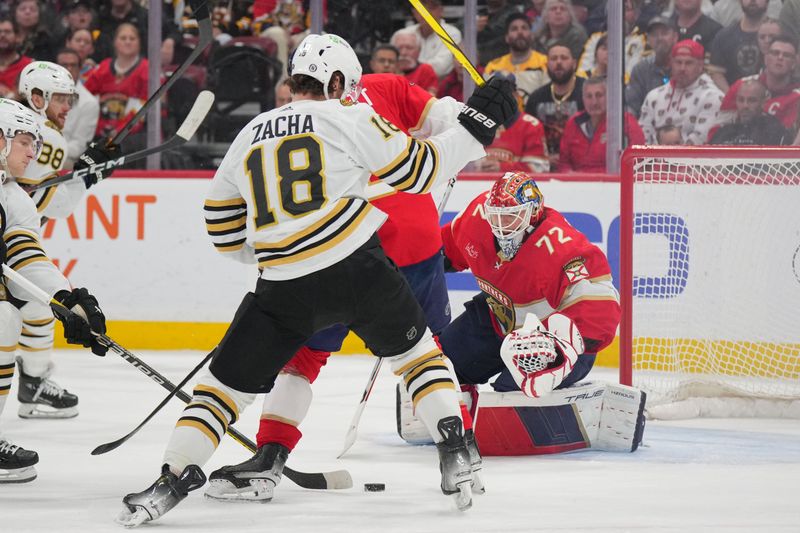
<box><xmin>290</xmin><ymin>33</ymin><xmax>362</xmax><ymax>104</ymax></box>
<box><xmin>484</xmin><ymin>172</ymin><xmax>544</xmax><ymax>259</ymax></box>
<box><xmin>0</xmin><ymin>98</ymin><xmax>43</xmax><ymax>180</ymax></box>
<box><xmin>19</xmin><ymin>61</ymin><xmax>78</xmax><ymax>116</ymax></box>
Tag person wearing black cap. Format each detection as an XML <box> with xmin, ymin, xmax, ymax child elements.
<box><xmin>62</xmin><ymin>0</ymin><xmax>93</xmax><ymax>33</ymax></box>
<box><xmin>626</xmin><ymin>16</ymin><xmax>679</xmax><ymax>117</ymax></box>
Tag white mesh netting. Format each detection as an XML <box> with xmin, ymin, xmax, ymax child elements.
<box><xmin>627</xmin><ymin>153</ymin><xmax>800</xmax><ymax>414</ymax></box>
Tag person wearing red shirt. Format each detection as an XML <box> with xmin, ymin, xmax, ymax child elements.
<box><xmin>0</xmin><ymin>18</ymin><xmax>32</xmax><ymax>100</ymax></box>
<box><xmin>719</xmin><ymin>36</ymin><xmax>800</xmax><ymax>129</ymax></box>
<box><xmin>473</xmin><ymin>112</ymin><xmax>550</xmax><ymax>173</ymax></box>
<box><xmin>392</xmin><ymin>29</ymin><xmax>439</xmax><ymax>94</ymax></box>
<box><xmin>559</xmin><ymin>77</ymin><xmax>645</xmax><ymax>172</ymax></box>
<box><xmin>83</xmin><ymin>22</ymin><xmax>149</xmax><ymax>140</ymax></box>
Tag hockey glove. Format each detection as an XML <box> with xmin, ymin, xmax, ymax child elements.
<box><xmin>74</xmin><ymin>140</ymin><xmax>119</xmax><ymax>188</ymax></box>
<box><xmin>457</xmin><ymin>75</ymin><xmax>518</xmax><ymax>147</ymax></box>
<box><xmin>53</xmin><ymin>288</ymin><xmax>108</xmax><ymax>356</ymax></box>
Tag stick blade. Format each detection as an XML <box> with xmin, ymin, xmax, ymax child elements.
<box><xmin>91</xmin><ymin>438</ymin><xmax>126</xmax><ymax>456</ymax></box>
<box><xmin>176</xmin><ymin>90</ymin><xmax>215</xmax><ymax>141</ymax></box>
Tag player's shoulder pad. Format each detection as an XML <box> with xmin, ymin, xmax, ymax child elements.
<box><xmin>521</xmin><ymin>113</ymin><xmax>541</xmax><ymax>126</ymax></box>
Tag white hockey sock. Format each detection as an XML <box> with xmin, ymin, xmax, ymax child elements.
<box><xmin>0</xmin><ymin>303</ymin><xmax>22</xmax><ymax>418</ymax></box>
<box><xmin>389</xmin><ymin>335</ymin><xmax>461</xmax><ymax>444</ymax></box>
<box><xmin>18</xmin><ymin>301</ymin><xmax>56</xmax><ymax>377</ymax></box>
<box><xmin>261</xmin><ymin>372</ymin><xmax>312</xmax><ymax>427</ymax></box>
<box><xmin>163</xmin><ymin>371</ymin><xmax>256</xmax><ymax>472</ymax></box>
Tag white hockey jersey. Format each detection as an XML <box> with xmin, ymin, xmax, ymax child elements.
<box><xmin>205</xmin><ymin>98</ymin><xmax>484</xmax><ymax>280</ymax></box>
<box><xmin>1</xmin><ymin>176</ymin><xmax>70</xmax><ymax>301</ymax></box>
<box><xmin>16</xmin><ymin>116</ymin><xmax>86</xmax><ymax>219</ymax></box>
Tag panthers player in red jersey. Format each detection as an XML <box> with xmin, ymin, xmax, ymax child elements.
<box><xmin>439</xmin><ymin>171</ymin><xmax>620</xmax><ymax>401</ymax></box>
<box><xmin>206</xmin><ymin>56</ymin><xmax>483</xmax><ymax>502</ymax></box>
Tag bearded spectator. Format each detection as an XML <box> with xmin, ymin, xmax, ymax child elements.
<box><xmin>391</xmin><ymin>29</ymin><xmax>438</xmax><ymax>95</ymax></box>
<box><xmin>709</xmin><ymin>0</ymin><xmax>770</xmax><ymax>92</ymax></box>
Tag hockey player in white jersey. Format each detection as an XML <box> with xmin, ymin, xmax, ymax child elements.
<box><xmin>0</xmin><ymin>98</ymin><xmax>107</xmax><ymax>482</ymax></box>
<box><xmin>13</xmin><ymin>61</ymin><xmax>91</xmax><ymax>419</ymax></box>
<box><xmin>118</xmin><ymin>33</ymin><xmax>516</xmax><ymax>526</ymax></box>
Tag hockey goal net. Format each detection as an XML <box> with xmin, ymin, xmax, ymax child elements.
<box><xmin>619</xmin><ymin>146</ymin><xmax>800</xmax><ymax>418</ymax></box>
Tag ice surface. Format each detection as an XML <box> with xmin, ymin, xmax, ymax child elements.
<box><xmin>2</xmin><ymin>350</ymin><xmax>799</xmax><ymax>532</ymax></box>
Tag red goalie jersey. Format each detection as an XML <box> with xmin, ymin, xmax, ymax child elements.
<box><xmin>359</xmin><ymin>73</ymin><xmax>444</xmax><ymax>267</ymax></box>
<box><xmin>442</xmin><ymin>192</ymin><xmax>621</xmax><ymax>353</ymax></box>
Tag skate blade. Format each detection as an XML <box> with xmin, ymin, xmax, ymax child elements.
<box><xmin>204</xmin><ymin>478</ymin><xmax>274</xmax><ymax>503</ymax></box>
<box><xmin>18</xmin><ymin>404</ymin><xmax>78</xmax><ymax>419</ymax></box>
<box><xmin>452</xmin><ymin>482</ymin><xmax>473</xmax><ymax>511</ymax></box>
<box><xmin>471</xmin><ymin>470</ymin><xmax>485</xmax><ymax>495</ymax></box>
<box><xmin>115</xmin><ymin>505</ymin><xmax>151</xmax><ymax>528</ymax></box>
<box><xmin>0</xmin><ymin>466</ymin><xmax>37</xmax><ymax>484</ymax></box>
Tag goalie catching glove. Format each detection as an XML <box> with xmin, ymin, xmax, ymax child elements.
<box><xmin>457</xmin><ymin>75</ymin><xmax>518</xmax><ymax>147</ymax></box>
<box><xmin>53</xmin><ymin>288</ymin><xmax>108</xmax><ymax>356</ymax></box>
<box><xmin>73</xmin><ymin>140</ymin><xmax>119</xmax><ymax>188</ymax></box>
<box><xmin>500</xmin><ymin>313</ymin><xmax>584</xmax><ymax>398</ymax></box>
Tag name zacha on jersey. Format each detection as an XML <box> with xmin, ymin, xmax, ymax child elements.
<box><xmin>251</xmin><ymin>113</ymin><xmax>315</xmax><ymax>144</ymax></box>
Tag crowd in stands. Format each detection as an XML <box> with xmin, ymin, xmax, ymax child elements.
<box><xmin>1</xmin><ymin>0</ymin><xmax>799</xmax><ymax>172</ymax></box>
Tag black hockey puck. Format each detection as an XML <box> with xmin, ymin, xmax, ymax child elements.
<box><xmin>364</xmin><ymin>483</ymin><xmax>385</xmax><ymax>492</ymax></box>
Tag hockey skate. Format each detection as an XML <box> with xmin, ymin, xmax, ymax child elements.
<box><xmin>117</xmin><ymin>464</ymin><xmax>206</xmax><ymax>527</ymax></box>
<box><xmin>0</xmin><ymin>439</ymin><xmax>39</xmax><ymax>483</ymax></box>
<box><xmin>436</xmin><ymin>416</ymin><xmax>473</xmax><ymax>511</ymax></box>
<box><xmin>16</xmin><ymin>357</ymin><xmax>78</xmax><ymax>419</ymax></box>
<box><xmin>205</xmin><ymin>443</ymin><xmax>289</xmax><ymax>503</ymax></box>
<box><xmin>464</xmin><ymin>429</ymin><xmax>485</xmax><ymax>494</ymax></box>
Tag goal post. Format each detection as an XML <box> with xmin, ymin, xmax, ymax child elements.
<box><xmin>619</xmin><ymin>146</ymin><xmax>800</xmax><ymax>418</ymax></box>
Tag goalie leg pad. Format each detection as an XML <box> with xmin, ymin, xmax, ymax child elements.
<box><xmin>594</xmin><ymin>384</ymin><xmax>647</xmax><ymax>452</ymax></box>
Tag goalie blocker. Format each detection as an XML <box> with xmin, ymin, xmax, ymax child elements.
<box><xmin>398</xmin><ymin>381</ymin><xmax>646</xmax><ymax>454</ymax></box>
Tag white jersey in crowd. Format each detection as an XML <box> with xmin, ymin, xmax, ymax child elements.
<box><xmin>1</xmin><ymin>176</ymin><xmax>70</xmax><ymax>300</ymax></box>
<box><xmin>205</xmin><ymin>98</ymin><xmax>484</xmax><ymax>280</ymax></box>
<box><xmin>16</xmin><ymin>116</ymin><xmax>85</xmax><ymax>219</ymax></box>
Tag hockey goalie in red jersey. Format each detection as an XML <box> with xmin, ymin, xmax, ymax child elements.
<box><xmin>398</xmin><ymin>172</ymin><xmax>642</xmax><ymax>455</ymax></box>
<box><xmin>441</xmin><ymin>171</ymin><xmax>619</xmax><ymax>395</ymax></box>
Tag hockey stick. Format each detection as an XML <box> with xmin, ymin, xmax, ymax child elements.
<box><xmin>407</xmin><ymin>0</ymin><xmax>485</xmax><ymax>88</ymax></box>
<box><xmin>28</xmin><ymin>90</ymin><xmax>215</xmax><ymax>192</ymax></box>
<box><xmin>0</xmin><ymin>265</ymin><xmax>353</xmax><ymax>491</ymax></box>
<box><xmin>109</xmin><ymin>0</ymin><xmax>212</xmax><ymax>146</ymax></box>
<box><xmin>90</xmin><ymin>349</ymin><xmax>215</xmax><ymax>455</ymax></box>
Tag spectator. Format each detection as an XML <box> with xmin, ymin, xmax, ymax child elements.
<box><xmin>259</xmin><ymin>0</ymin><xmax>307</xmax><ymax>84</ymax></box>
<box><xmin>533</xmin><ymin>0</ymin><xmax>588</xmax><ymax>61</ymax></box>
<box><xmin>484</xmin><ymin>13</ymin><xmax>549</xmax><ymax>108</ymax></box>
<box><xmin>56</xmin><ymin>47</ymin><xmax>99</xmax><ymax>166</ymax></box>
<box><xmin>656</xmin><ymin>124</ymin><xmax>684</xmax><ymax>144</ymax></box>
<box><xmin>527</xmin><ymin>0</ymin><xmax>548</xmax><ymax>34</ymax></box>
<box><xmin>560</xmin><ymin>77</ymin><xmax>645</xmax><ymax>172</ymax></box>
<box><xmin>407</xmin><ymin>0</ymin><xmax>462</xmax><ymax>78</ymax></box>
<box><xmin>671</xmin><ymin>0</ymin><xmax>722</xmax><ymax>52</ymax></box>
<box><xmin>0</xmin><ymin>17</ymin><xmax>32</xmax><ymax>100</ymax></box>
<box><xmin>578</xmin><ymin>33</ymin><xmax>607</xmax><ymax>78</ymax></box>
<box><xmin>639</xmin><ymin>39</ymin><xmax>724</xmax><ymax>144</ymax></box>
<box><xmin>65</xmin><ymin>27</ymin><xmax>96</xmax><ymax>81</ymax></box>
<box><xmin>710</xmin><ymin>0</ymin><xmax>781</xmax><ymax>27</ymax></box>
<box><xmin>578</xmin><ymin>0</ymin><xmax>647</xmax><ymax>80</ymax></box>
<box><xmin>369</xmin><ymin>44</ymin><xmax>399</xmax><ymax>75</ymax></box>
<box><xmin>709</xmin><ymin>0</ymin><xmax>769</xmax><ymax>92</ymax></box>
<box><xmin>93</xmin><ymin>0</ymin><xmax>180</xmax><ymax>64</ymax></box>
<box><xmin>525</xmin><ymin>42</ymin><xmax>585</xmax><ymax>169</ymax></box>
<box><xmin>275</xmin><ymin>78</ymin><xmax>291</xmax><ymax>107</ymax></box>
<box><xmin>709</xmin><ymin>79</ymin><xmax>789</xmax><ymax>144</ymax></box>
<box><xmin>13</xmin><ymin>0</ymin><xmax>60</xmax><ymax>61</ymax></box>
<box><xmin>61</xmin><ymin>0</ymin><xmax>93</xmax><ymax>33</ymax></box>
<box><xmin>626</xmin><ymin>16</ymin><xmax>679</xmax><ymax>117</ymax></box>
<box><xmin>436</xmin><ymin>55</ymin><xmax>485</xmax><ymax>101</ymax></box>
<box><xmin>391</xmin><ymin>29</ymin><xmax>438</xmax><ymax>95</ymax></box>
<box><xmin>84</xmin><ymin>22</ymin><xmax>149</xmax><ymax>145</ymax></box>
<box><xmin>472</xmin><ymin>112</ymin><xmax>550</xmax><ymax>173</ymax></box>
<box><xmin>476</xmin><ymin>0</ymin><xmax>519</xmax><ymax>66</ymax></box>
<box><xmin>756</xmin><ymin>17</ymin><xmax>782</xmax><ymax>60</ymax></box>
<box><xmin>719</xmin><ymin>36</ymin><xmax>800</xmax><ymax>129</ymax></box>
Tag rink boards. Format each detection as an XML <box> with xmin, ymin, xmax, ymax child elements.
<box><xmin>39</xmin><ymin>172</ymin><xmax>626</xmax><ymax>366</ymax></box>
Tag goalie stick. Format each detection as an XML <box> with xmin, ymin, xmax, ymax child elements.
<box><xmin>27</xmin><ymin>90</ymin><xmax>215</xmax><ymax>192</ymax></box>
<box><xmin>109</xmin><ymin>0</ymin><xmax>213</xmax><ymax>146</ymax></box>
<box><xmin>0</xmin><ymin>265</ymin><xmax>353</xmax><ymax>491</ymax></box>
